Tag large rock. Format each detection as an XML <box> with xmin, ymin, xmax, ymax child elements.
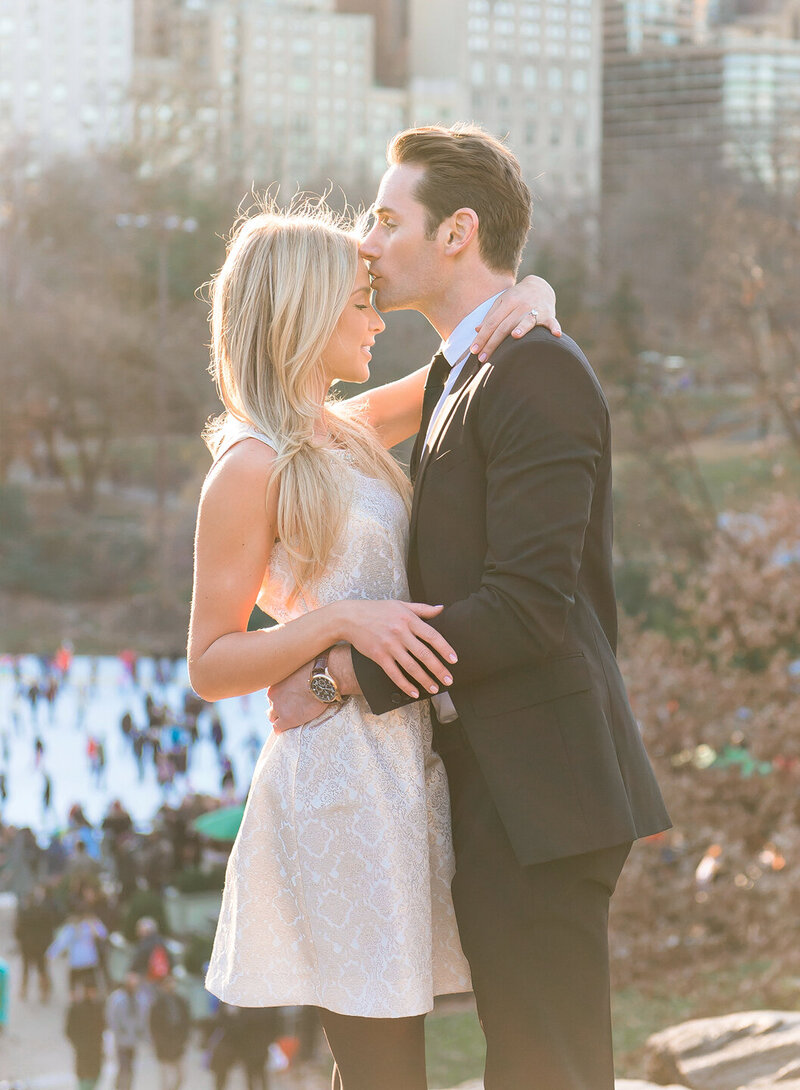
<box><xmin>645</xmin><ymin>1010</ymin><xmax>800</xmax><ymax>1090</ymax></box>
<box><xmin>445</xmin><ymin>1082</ymin><xmax>689</xmax><ymax>1090</ymax></box>
<box><xmin>617</xmin><ymin>1082</ymin><xmax>690</xmax><ymax>1089</ymax></box>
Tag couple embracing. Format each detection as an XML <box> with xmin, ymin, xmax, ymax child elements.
<box><xmin>188</xmin><ymin>124</ymin><xmax>670</xmax><ymax>1090</ymax></box>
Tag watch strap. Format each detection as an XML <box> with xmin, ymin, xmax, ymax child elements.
<box><xmin>310</xmin><ymin>648</ymin><xmax>341</xmax><ymax>703</ymax></box>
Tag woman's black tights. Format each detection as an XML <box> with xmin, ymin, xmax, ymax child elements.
<box><xmin>318</xmin><ymin>1008</ymin><xmax>427</xmax><ymax>1090</ymax></box>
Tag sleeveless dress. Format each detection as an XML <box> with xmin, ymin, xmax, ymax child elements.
<box><xmin>204</xmin><ymin>424</ymin><xmax>471</xmax><ymax>1017</ymax></box>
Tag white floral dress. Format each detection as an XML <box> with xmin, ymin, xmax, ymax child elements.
<box><xmin>204</xmin><ymin>424</ymin><xmax>471</xmax><ymax>1017</ymax></box>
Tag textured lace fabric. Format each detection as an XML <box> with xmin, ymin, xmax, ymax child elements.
<box><xmin>204</xmin><ymin>424</ymin><xmax>471</xmax><ymax>1017</ymax></box>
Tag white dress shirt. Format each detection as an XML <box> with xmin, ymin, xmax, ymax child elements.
<box><xmin>425</xmin><ymin>291</ymin><xmax>504</xmax><ymax>723</ymax></box>
<box><xmin>423</xmin><ymin>291</ymin><xmax>505</xmax><ymax>452</ymax></box>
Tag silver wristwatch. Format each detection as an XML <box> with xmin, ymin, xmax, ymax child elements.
<box><xmin>309</xmin><ymin>649</ymin><xmax>341</xmax><ymax>704</ymax></box>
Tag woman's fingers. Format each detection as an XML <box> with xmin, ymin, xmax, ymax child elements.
<box><xmin>406</xmin><ymin>602</ymin><xmax>444</xmax><ymax>616</ymax></box>
<box><xmin>470</xmin><ymin>280</ymin><xmax>562</xmax><ymax>360</ymax></box>
<box><xmin>471</xmin><ymin>303</ymin><xmax>518</xmax><ymax>361</ymax></box>
<box><xmin>376</xmin><ymin>658</ymin><xmax>421</xmax><ymax>700</ymax></box>
<box><xmin>473</xmin><ymin>312</ymin><xmax>529</xmax><ymax>362</ymax></box>
<box><xmin>344</xmin><ymin>600</ymin><xmax>458</xmax><ymax>696</ymax></box>
<box><xmin>384</xmin><ymin>647</ymin><xmax>445</xmax><ymax>696</ymax></box>
<box><xmin>528</xmin><ymin>311</ymin><xmax>562</xmax><ymax>338</ymax></box>
<box><xmin>377</xmin><ymin>626</ymin><xmax>455</xmax><ymax>694</ymax></box>
<box><xmin>406</xmin><ymin>605</ymin><xmax>458</xmax><ymax>665</ymax></box>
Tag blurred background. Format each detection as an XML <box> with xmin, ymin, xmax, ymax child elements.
<box><xmin>1</xmin><ymin>0</ymin><xmax>800</xmax><ymax>1085</ymax></box>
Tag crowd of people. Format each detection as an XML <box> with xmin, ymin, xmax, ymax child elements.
<box><xmin>0</xmin><ymin>649</ymin><xmax>251</xmax><ymax>828</ymax></box>
<box><xmin>3</xmin><ymin>794</ymin><xmax>321</xmax><ymax>1089</ymax></box>
<box><xmin>0</xmin><ymin>649</ymin><xmax>322</xmax><ymax>1088</ymax></box>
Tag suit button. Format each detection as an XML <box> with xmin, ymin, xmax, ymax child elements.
<box><xmin>391</xmin><ymin>694</ymin><xmax>404</xmax><ymax>704</ymax></box>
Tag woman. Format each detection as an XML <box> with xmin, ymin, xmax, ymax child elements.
<box><xmin>189</xmin><ymin>200</ymin><xmax>556</xmax><ymax>1089</ymax></box>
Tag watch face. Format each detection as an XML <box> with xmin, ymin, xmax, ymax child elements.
<box><xmin>310</xmin><ymin>674</ymin><xmax>338</xmax><ymax>703</ymax></box>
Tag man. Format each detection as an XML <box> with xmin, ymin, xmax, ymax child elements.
<box><xmin>129</xmin><ymin>915</ymin><xmax>173</xmax><ymax>989</ymax></box>
<box><xmin>148</xmin><ymin>973</ymin><xmax>191</xmax><ymax>1090</ymax></box>
<box><xmin>15</xmin><ymin>883</ymin><xmax>56</xmax><ymax>1003</ymax></box>
<box><xmin>65</xmin><ymin>979</ymin><xmax>106</xmax><ymax>1090</ymax></box>
<box><xmin>106</xmin><ymin>970</ymin><xmax>148</xmax><ymax>1090</ymax></box>
<box><xmin>47</xmin><ymin>900</ymin><xmax>107</xmax><ymax>998</ymax></box>
<box><xmin>268</xmin><ymin>124</ymin><xmax>670</xmax><ymax>1088</ymax></box>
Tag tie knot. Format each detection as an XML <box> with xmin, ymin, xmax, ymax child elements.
<box><xmin>429</xmin><ymin>351</ymin><xmax>451</xmax><ymax>387</ymax></box>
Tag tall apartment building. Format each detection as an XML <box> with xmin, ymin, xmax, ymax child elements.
<box><xmin>603</xmin><ymin>0</ymin><xmax>800</xmax><ymax>195</ymax></box>
<box><xmin>0</xmin><ymin>0</ymin><xmax>135</xmax><ymax>172</ymax></box>
<box><xmin>204</xmin><ymin>0</ymin><xmax>406</xmax><ymax>194</ymax></box>
<box><xmin>407</xmin><ymin>0</ymin><xmax>603</xmax><ymax>221</ymax></box>
<box><xmin>132</xmin><ymin>0</ymin><xmax>225</xmax><ymax>184</ymax></box>
<box><xmin>335</xmin><ymin>0</ymin><xmax>410</xmax><ymax>87</ymax></box>
<box><xmin>129</xmin><ymin>0</ymin><xmax>406</xmax><ymax>193</ymax></box>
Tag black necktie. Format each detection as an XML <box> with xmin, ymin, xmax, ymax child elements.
<box><xmin>410</xmin><ymin>351</ymin><xmax>451</xmax><ymax>482</ymax></box>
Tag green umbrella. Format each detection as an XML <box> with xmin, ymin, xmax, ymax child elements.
<box><xmin>192</xmin><ymin>803</ymin><xmax>246</xmax><ymax>841</ymax></box>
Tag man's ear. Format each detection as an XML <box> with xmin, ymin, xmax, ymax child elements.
<box><xmin>441</xmin><ymin>208</ymin><xmax>479</xmax><ymax>256</ymax></box>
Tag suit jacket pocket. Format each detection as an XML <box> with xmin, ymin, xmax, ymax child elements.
<box><xmin>460</xmin><ymin>653</ymin><xmax>592</xmax><ymax>717</ymax></box>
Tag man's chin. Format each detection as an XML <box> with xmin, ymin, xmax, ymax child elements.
<box><xmin>372</xmin><ymin>286</ymin><xmax>407</xmax><ymax>313</ymax></box>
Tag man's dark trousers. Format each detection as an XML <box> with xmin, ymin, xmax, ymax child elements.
<box><xmin>435</xmin><ymin>719</ymin><xmax>630</xmax><ymax>1090</ymax></box>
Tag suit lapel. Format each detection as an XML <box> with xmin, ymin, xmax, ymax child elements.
<box><xmin>409</xmin><ymin>354</ymin><xmax>482</xmax><ymax>543</ymax></box>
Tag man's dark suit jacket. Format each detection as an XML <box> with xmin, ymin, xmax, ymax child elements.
<box><xmin>353</xmin><ymin>327</ymin><xmax>671</xmax><ymax>867</ymax></box>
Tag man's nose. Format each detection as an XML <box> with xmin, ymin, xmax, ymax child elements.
<box><xmin>359</xmin><ymin>227</ymin><xmax>379</xmax><ymax>259</ymax></box>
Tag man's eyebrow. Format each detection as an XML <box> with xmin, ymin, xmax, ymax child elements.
<box><xmin>371</xmin><ymin>205</ymin><xmax>397</xmax><ymax>217</ymax></box>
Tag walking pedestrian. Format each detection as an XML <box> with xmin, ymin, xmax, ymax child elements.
<box><xmin>210</xmin><ymin>713</ymin><xmax>224</xmax><ymax>752</ymax></box>
<box><xmin>148</xmin><ymin>974</ymin><xmax>191</xmax><ymax>1090</ymax></box>
<box><xmin>130</xmin><ymin>916</ymin><xmax>173</xmax><ymax>987</ymax></box>
<box><xmin>106</xmin><ymin>971</ymin><xmax>148</xmax><ymax>1090</ymax></box>
<box><xmin>47</xmin><ymin>902</ymin><xmax>107</xmax><ymax>997</ymax></box>
<box><xmin>15</xmin><ymin>884</ymin><xmax>57</xmax><ymax>1003</ymax></box>
<box><xmin>233</xmin><ymin>1006</ymin><xmax>278</xmax><ymax>1090</ymax></box>
<box><xmin>65</xmin><ymin>979</ymin><xmax>106</xmax><ymax>1090</ymax></box>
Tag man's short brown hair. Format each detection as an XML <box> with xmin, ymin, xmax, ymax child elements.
<box><xmin>387</xmin><ymin>124</ymin><xmax>532</xmax><ymax>274</ymax></box>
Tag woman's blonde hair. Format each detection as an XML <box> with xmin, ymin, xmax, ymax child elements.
<box><xmin>204</xmin><ymin>197</ymin><xmax>411</xmax><ymax>596</ymax></box>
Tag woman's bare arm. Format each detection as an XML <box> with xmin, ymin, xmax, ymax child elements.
<box><xmin>187</xmin><ymin>439</ymin><xmax>457</xmax><ymax>702</ymax></box>
<box><xmin>188</xmin><ymin>439</ymin><xmax>341</xmax><ymax>701</ymax></box>
<box><xmin>350</xmin><ymin>274</ymin><xmax>561</xmax><ymax>447</ymax></box>
<box><xmin>349</xmin><ymin>364</ymin><xmax>429</xmax><ymax>449</ymax></box>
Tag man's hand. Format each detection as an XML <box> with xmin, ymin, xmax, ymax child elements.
<box><xmin>267</xmin><ymin>662</ymin><xmax>323</xmax><ymax>734</ymax></box>
<box><xmin>267</xmin><ymin>646</ymin><xmax>361</xmax><ymax>734</ymax></box>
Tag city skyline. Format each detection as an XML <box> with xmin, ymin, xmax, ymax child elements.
<box><xmin>1</xmin><ymin>0</ymin><xmax>799</xmax><ymax>218</ymax></box>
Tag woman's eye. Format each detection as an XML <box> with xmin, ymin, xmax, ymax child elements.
<box><xmin>355</xmin><ymin>304</ymin><xmax>369</xmax><ymax>311</ymax></box>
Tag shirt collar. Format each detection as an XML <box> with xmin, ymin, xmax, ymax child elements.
<box><xmin>439</xmin><ymin>291</ymin><xmax>505</xmax><ymax>367</ymax></box>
